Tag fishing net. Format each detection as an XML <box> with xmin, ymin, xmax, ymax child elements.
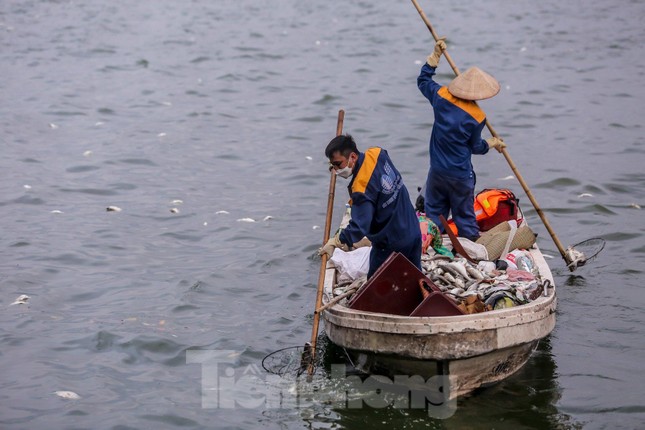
<box><xmin>262</xmin><ymin>344</ymin><xmax>324</xmax><ymax>377</ymax></box>
<box><xmin>566</xmin><ymin>237</ymin><xmax>606</xmax><ymax>270</ymax></box>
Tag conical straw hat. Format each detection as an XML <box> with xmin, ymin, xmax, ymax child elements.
<box><xmin>448</xmin><ymin>67</ymin><xmax>500</xmax><ymax>101</ymax></box>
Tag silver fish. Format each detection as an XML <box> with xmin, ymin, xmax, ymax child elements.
<box><xmin>444</xmin><ymin>262</ymin><xmax>471</xmax><ymax>280</ymax></box>
<box><xmin>443</xmin><ymin>272</ymin><xmax>456</xmax><ymax>284</ymax></box>
<box><xmin>449</xmin><ymin>287</ymin><xmax>465</xmax><ymax>296</ymax></box>
<box><xmin>466</xmin><ymin>281</ymin><xmax>480</xmax><ymax>292</ymax></box>
<box><xmin>465</xmin><ymin>265</ymin><xmax>485</xmax><ymax>281</ymax></box>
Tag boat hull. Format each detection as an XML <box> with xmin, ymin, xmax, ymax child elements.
<box><xmin>321</xmin><ymin>247</ymin><xmax>556</xmax><ymax>397</ymax></box>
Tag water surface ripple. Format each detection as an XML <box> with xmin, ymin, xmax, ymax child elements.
<box><xmin>1</xmin><ymin>0</ymin><xmax>644</xmax><ymax>429</ymax></box>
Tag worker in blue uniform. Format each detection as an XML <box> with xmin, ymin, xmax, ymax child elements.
<box><xmin>319</xmin><ymin>134</ymin><xmax>422</xmax><ymax>278</ymax></box>
<box><xmin>418</xmin><ymin>39</ymin><xmax>506</xmax><ymax>241</ymax></box>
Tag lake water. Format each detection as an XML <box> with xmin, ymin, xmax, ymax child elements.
<box><xmin>1</xmin><ymin>0</ymin><xmax>644</xmax><ymax>429</ymax></box>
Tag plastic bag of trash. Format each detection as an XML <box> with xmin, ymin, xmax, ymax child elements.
<box><xmin>330</xmin><ymin>247</ymin><xmax>370</xmax><ymax>281</ymax></box>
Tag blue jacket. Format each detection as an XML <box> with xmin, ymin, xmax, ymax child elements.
<box><xmin>417</xmin><ymin>64</ymin><xmax>489</xmax><ymax>179</ymax></box>
<box><xmin>338</xmin><ymin>148</ymin><xmax>420</xmax><ymax>249</ymax></box>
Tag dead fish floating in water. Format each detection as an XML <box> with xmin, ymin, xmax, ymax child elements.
<box><xmin>10</xmin><ymin>294</ymin><xmax>30</xmax><ymax>305</ymax></box>
<box><xmin>55</xmin><ymin>391</ymin><xmax>80</xmax><ymax>400</ymax></box>
<box><xmin>106</xmin><ymin>206</ymin><xmax>122</xmax><ymax>212</ymax></box>
<box><xmin>237</xmin><ymin>217</ymin><xmax>256</xmax><ymax>223</ymax></box>
<box><xmin>215</xmin><ymin>210</ymin><xmax>229</xmax><ymax>215</ymax></box>
<box><xmin>170</xmin><ymin>208</ymin><xmax>180</xmax><ymax>214</ymax></box>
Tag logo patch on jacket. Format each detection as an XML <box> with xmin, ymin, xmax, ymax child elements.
<box><xmin>381</xmin><ymin>162</ymin><xmax>396</xmax><ymax>194</ymax></box>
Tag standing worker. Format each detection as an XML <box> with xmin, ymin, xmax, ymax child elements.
<box><xmin>418</xmin><ymin>39</ymin><xmax>506</xmax><ymax>241</ymax></box>
<box><xmin>319</xmin><ymin>134</ymin><xmax>422</xmax><ymax>278</ymax></box>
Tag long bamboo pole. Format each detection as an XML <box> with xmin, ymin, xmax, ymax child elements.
<box><xmin>305</xmin><ymin>109</ymin><xmax>345</xmax><ymax>378</ymax></box>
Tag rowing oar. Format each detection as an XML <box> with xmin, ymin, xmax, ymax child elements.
<box><xmin>302</xmin><ymin>109</ymin><xmax>345</xmax><ymax>379</ymax></box>
<box><xmin>410</xmin><ymin>0</ymin><xmax>581</xmax><ymax>271</ymax></box>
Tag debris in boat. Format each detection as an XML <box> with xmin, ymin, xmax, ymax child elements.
<box><xmin>466</xmin><ymin>264</ymin><xmax>485</xmax><ymax>280</ymax></box>
<box><xmin>51</xmin><ymin>210</ymin><xmax>63</xmax><ymax>214</ymax></box>
<box><xmin>630</xmin><ymin>203</ymin><xmax>641</xmax><ymax>209</ymax></box>
<box><xmin>10</xmin><ymin>295</ymin><xmax>30</xmax><ymax>305</ymax></box>
<box><xmin>476</xmin><ymin>220</ymin><xmax>537</xmax><ymax>260</ymax></box>
<box><xmin>486</xmin><ymin>293</ymin><xmax>516</xmax><ymax>309</ymax></box>
<box><xmin>54</xmin><ymin>391</ymin><xmax>80</xmax><ymax>400</ymax></box>
<box><xmin>449</xmin><ymin>287</ymin><xmax>465</xmax><ymax>296</ymax></box>
<box><xmin>237</xmin><ymin>217</ymin><xmax>255</xmax><ymax>223</ymax></box>
<box><xmin>215</xmin><ymin>210</ymin><xmax>229</xmax><ymax>215</ymax></box>
<box><xmin>418</xmin><ymin>213</ymin><xmax>453</xmax><ymax>257</ymax></box>
<box><xmin>330</xmin><ymin>247</ymin><xmax>370</xmax><ymax>282</ymax></box>
<box><xmin>578</xmin><ymin>193</ymin><xmax>593</xmax><ymax>198</ymax></box>
<box><xmin>329</xmin><ymin>214</ymin><xmax>550</xmax><ymax>314</ymax></box>
<box><xmin>506</xmin><ymin>268</ymin><xmax>535</xmax><ymax>282</ymax></box>
<box><xmin>170</xmin><ymin>208</ymin><xmax>179</xmax><ymax>214</ymax></box>
<box><xmin>442</xmin><ymin>261</ymin><xmax>470</xmax><ymax>280</ymax></box>
<box><xmin>333</xmin><ymin>276</ymin><xmax>366</xmax><ymax>297</ymax></box>
<box><xmin>106</xmin><ymin>206</ymin><xmax>122</xmax><ymax>212</ymax></box>
<box><xmin>502</xmin><ymin>249</ymin><xmax>536</xmax><ymax>273</ymax></box>
<box><xmin>457</xmin><ymin>237</ymin><xmax>488</xmax><ymax>260</ymax></box>
<box><xmin>419</xmin><ymin>250</ymin><xmax>547</xmax><ymax>311</ymax></box>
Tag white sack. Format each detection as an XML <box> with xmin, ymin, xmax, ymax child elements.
<box><xmin>330</xmin><ymin>247</ymin><xmax>371</xmax><ymax>281</ymax></box>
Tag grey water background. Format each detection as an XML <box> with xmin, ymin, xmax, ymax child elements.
<box><xmin>1</xmin><ymin>0</ymin><xmax>644</xmax><ymax>428</ymax></box>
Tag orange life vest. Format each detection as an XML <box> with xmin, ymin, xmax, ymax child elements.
<box><xmin>448</xmin><ymin>188</ymin><xmax>521</xmax><ymax>235</ymax></box>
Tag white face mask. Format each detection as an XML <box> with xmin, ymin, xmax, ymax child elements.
<box><xmin>335</xmin><ymin>156</ymin><xmax>354</xmax><ymax>179</ymax></box>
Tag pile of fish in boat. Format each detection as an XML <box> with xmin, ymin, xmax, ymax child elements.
<box><xmin>420</xmin><ymin>250</ymin><xmax>548</xmax><ymax>311</ymax></box>
<box><xmin>329</xmin><ymin>241</ymin><xmax>550</xmax><ymax>313</ymax></box>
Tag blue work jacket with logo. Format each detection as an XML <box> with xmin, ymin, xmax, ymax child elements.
<box><xmin>417</xmin><ymin>63</ymin><xmax>490</xmax><ymax>179</ymax></box>
<box><xmin>338</xmin><ymin>147</ymin><xmax>420</xmax><ymax>250</ymax></box>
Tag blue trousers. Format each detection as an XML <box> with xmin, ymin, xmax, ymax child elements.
<box><xmin>368</xmin><ymin>236</ymin><xmax>422</xmax><ymax>278</ymax></box>
<box><xmin>424</xmin><ymin>170</ymin><xmax>479</xmax><ymax>241</ymax></box>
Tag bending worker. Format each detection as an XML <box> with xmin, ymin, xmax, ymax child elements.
<box><xmin>418</xmin><ymin>38</ymin><xmax>506</xmax><ymax>242</ymax></box>
<box><xmin>319</xmin><ymin>134</ymin><xmax>422</xmax><ymax>278</ymax></box>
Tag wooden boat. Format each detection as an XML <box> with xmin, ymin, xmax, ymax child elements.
<box><xmin>320</xmin><ymin>240</ymin><xmax>556</xmax><ymax>399</ymax></box>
